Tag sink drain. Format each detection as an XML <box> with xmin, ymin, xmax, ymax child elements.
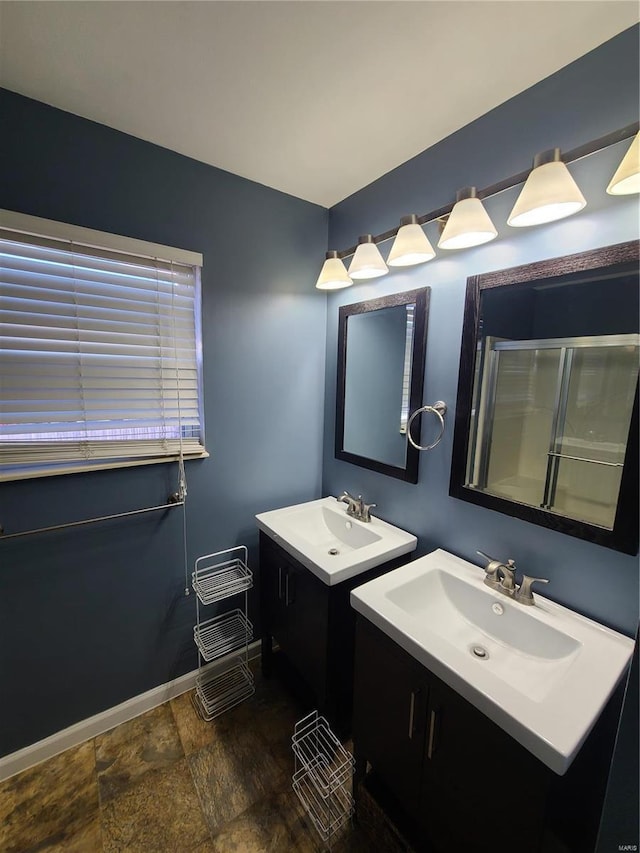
<box><xmin>328</xmin><ymin>548</ymin><xmax>340</xmax><ymax>556</ymax></box>
<box><xmin>471</xmin><ymin>645</ymin><xmax>489</xmax><ymax>660</ymax></box>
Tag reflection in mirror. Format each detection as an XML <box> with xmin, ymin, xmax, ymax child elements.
<box><xmin>451</xmin><ymin>242</ymin><xmax>639</xmax><ymax>554</ymax></box>
<box><xmin>336</xmin><ymin>288</ymin><xmax>429</xmax><ymax>483</ymax></box>
<box><xmin>469</xmin><ymin>334</ymin><xmax>638</xmax><ymax>528</ymax></box>
<box><xmin>344</xmin><ymin>304</ymin><xmax>414</xmax><ymax>466</ymax></box>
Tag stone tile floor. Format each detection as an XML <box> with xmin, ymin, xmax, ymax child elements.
<box><xmin>0</xmin><ymin>663</ymin><xmax>374</xmax><ymax>852</ymax></box>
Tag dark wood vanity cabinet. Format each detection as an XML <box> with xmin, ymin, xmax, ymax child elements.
<box><xmin>353</xmin><ymin>617</ymin><xmax>553</xmax><ymax>853</ymax></box>
<box><xmin>259</xmin><ymin>532</ymin><xmax>407</xmax><ymax>733</ymax></box>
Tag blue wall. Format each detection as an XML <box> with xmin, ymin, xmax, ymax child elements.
<box><xmin>0</xmin><ymin>89</ymin><xmax>328</xmax><ymax>756</ymax></box>
<box><xmin>323</xmin><ymin>27</ymin><xmax>639</xmax><ymax>639</ymax></box>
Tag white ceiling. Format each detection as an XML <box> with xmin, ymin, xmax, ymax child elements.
<box><xmin>0</xmin><ymin>2</ymin><xmax>638</xmax><ymax>207</ymax></box>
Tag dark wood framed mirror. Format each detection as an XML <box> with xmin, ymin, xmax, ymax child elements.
<box><xmin>336</xmin><ymin>287</ymin><xmax>430</xmax><ymax>483</ymax></box>
<box><xmin>450</xmin><ymin>241</ymin><xmax>639</xmax><ymax>554</ymax></box>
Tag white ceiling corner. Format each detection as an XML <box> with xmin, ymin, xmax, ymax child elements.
<box><xmin>0</xmin><ymin>1</ymin><xmax>638</xmax><ymax>207</ymax></box>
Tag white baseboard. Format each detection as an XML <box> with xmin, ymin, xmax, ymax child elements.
<box><xmin>0</xmin><ymin>641</ymin><xmax>261</xmax><ymax>783</ymax></box>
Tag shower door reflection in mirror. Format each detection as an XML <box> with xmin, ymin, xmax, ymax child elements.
<box><xmin>468</xmin><ymin>334</ymin><xmax>638</xmax><ymax>529</ymax></box>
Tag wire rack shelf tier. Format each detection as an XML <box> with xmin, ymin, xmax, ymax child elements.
<box><xmin>193</xmin><ymin>609</ymin><xmax>253</xmax><ymax>662</ymax></box>
<box><xmin>192</xmin><ymin>548</ymin><xmax>253</xmax><ymax>605</ymax></box>
<box><xmin>292</xmin><ymin>711</ymin><xmax>354</xmax><ymax>795</ymax></box>
<box><xmin>292</xmin><ymin>765</ymin><xmax>355</xmax><ymax>842</ymax></box>
<box><xmin>192</xmin><ymin>660</ymin><xmax>255</xmax><ymax>722</ymax></box>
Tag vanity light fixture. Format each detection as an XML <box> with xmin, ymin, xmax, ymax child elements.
<box><xmin>315</xmin><ymin>250</ymin><xmax>353</xmax><ymax>290</ymax></box>
<box><xmin>348</xmin><ymin>235</ymin><xmax>389</xmax><ymax>280</ymax></box>
<box><xmin>314</xmin><ymin>122</ymin><xmax>638</xmax><ymax>291</ymax></box>
<box><xmin>438</xmin><ymin>187</ymin><xmax>498</xmax><ymax>250</ymax></box>
<box><xmin>508</xmin><ymin>149</ymin><xmax>586</xmax><ymax>227</ymax></box>
<box><xmin>607</xmin><ymin>132</ymin><xmax>640</xmax><ymax>195</ymax></box>
<box><xmin>387</xmin><ymin>215</ymin><xmax>436</xmax><ymax>267</ymax></box>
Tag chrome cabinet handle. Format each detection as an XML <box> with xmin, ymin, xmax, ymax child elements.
<box><xmin>427</xmin><ymin>709</ymin><xmax>437</xmax><ymax>759</ymax></box>
<box><xmin>278</xmin><ymin>567</ymin><xmax>283</xmax><ymax>600</ymax></box>
<box><xmin>408</xmin><ymin>690</ymin><xmax>416</xmax><ymax>739</ymax></box>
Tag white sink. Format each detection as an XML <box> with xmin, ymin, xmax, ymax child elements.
<box><xmin>256</xmin><ymin>496</ymin><xmax>417</xmax><ymax>586</ymax></box>
<box><xmin>351</xmin><ymin>548</ymin><xmax>634</xmax><ymax>774</ymax></box>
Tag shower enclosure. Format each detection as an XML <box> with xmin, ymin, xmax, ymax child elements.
<box><xmin>467</xmin><ymin>333</ymin><xmax>639</xmax><ymax>529</ymax></box>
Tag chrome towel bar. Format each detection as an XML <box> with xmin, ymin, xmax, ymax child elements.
<box><xmin>0</xmin><ymin>496</ymin><xmax>184</xmax><ymax>540</ymax></box>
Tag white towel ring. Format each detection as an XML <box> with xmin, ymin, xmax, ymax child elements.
<box><xmin>407</xmin><ymin>401</ymin><xmax>447</xmax><ymax>451</ymax></box>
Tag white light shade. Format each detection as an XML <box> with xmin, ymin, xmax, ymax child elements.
<box><xmin>315</xmin><ymin>251</ymin><xmax>352</xmax><ymax>290</ymax></box>
<box><xmin>348</xmin><ymin>235</ymin><xmax>388</xmax><ymax>279</ymax></box>
<box><xmin>607</xmin><ymin>132</ymin><xmax>640</xmax><ymax>195</ymax></box>
<box><xmin>387</xmin><ymin>216</ymin><xmax>436</xmax><ymax>267</ymax></box>
<box><xmin>508</xmin><ymin>150</ymin><xmax>586</xmax><ymax>227</ymax></box>
<box><xmin>438</xmin><ymin>189</ymin><xmax>497</xmax><ymax>250</ymax></box>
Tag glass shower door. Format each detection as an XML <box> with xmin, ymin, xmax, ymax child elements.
<box><xmin>545</xmin><ymin>340</ymin><xmax>639</xmax><ymax>528</ymax></box>
<box><xmin>481</xmin><ymin>345</ymin><xmax>561</xmax><ymax>506</ymax></box>
<box><xmin>470</xmin><ymin>334</ymin><xmax>639</xmax><ymax>529</ymax></box>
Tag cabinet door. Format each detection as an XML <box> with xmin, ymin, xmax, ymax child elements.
<box><xmin>259</xmin><ymin>536</ymin><xmax>329</xmax><ymax>707</ymax></box>
<box><xmin>420</xmin><ymin>677</ymin><xmax>550</xmax><ymax>853</ymax></box>
<box><xmin>280</xmin><ymin>559</ymin><xmax>328</xmax><ymax>703</ymax></box>
<box><xmin>353</xmin><ymin>618</ymin><xmax>427</xmax><ymax>818</ymax></box>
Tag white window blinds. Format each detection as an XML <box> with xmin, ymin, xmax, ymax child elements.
<box><xmin>399</xmin><ymin>305</ymin><xmax>415</xmax><ymax>434</ymax></box>
<box><xmin>1</xmin><ymin>224</ymin><xmax>205</xmax><ymax>479</ymax></box>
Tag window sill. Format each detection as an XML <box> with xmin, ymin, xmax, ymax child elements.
<box><xmin>0</xmin><ymin>451</ymin><xmax>210</xmax><ymax>483</ymax></box>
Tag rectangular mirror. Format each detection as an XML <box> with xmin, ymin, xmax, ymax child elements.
<box><xmin>450</xmin><ymin>242</ymin><xmax>639</xmax><ymax>554</ymax></box>
<box><xmin>336</xmin><ymin>288</ymin><xmax>429</xmax><ymax>483</ymax></box>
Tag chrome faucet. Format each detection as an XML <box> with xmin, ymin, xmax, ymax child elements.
<box><xmin>477</xmin><ymin>551</ymin><xmax>548</xmax><ymax>605</ymax></box>
<box><xmin>337</xmin><ymin>491</ymin><xmax>376</xmax><ymax>523</ymax></box>
<box><xmin>477</xmin><ymin>551</ymin><xmax>516</xmax><ymax>596</ymax></box>
<box><xmin>337</xmin><ymin>491</ymin><xmax>359</xmax><ymax>516</ymax></box>
<box><xmin>499</xmin><ymin>559</ymin><xmax>517</xmax><ymax>593</ymax></box>
<box><xmin>515</xmin><ymin>575</ymin><xmax>549</xmax><ymax>605</ymax></box>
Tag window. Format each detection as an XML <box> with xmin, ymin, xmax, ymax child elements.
<box><xmin>0</xmin><ymin>211</ymin><xmax>206</xmax><ymax>481</ymax></box>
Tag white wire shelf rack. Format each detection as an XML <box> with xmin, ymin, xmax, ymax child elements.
<box><xmin>192</xmin><ymin>546</ymin><xmax>253</xmax><ymax>605</ymax></box>
<box><xmin>193</xmin><ymin>609</ymin><xmax>253</xmax><ymax>663</ymax></box>
<box><xmin>192</xmin><ymin>659</ymin><xmax>255</xmax><ymax>722</ymax></box>
<box><xmin>292</xmin><ymin>764</ymin><xmax>355</xmax><ymax>843</ymax></box>
<box><xmin>292</xmin><ymin>711</ymin><xmax>355</xmax><ymax>846</ymax></box>
<box><xmin>292</xmin><ymin>711</ymin><xmax>355</xmax><ymax>795</ymax></box>
<box><xmin>192</xmin><ymin>544</ymin><xmax>254</xmax><ymax>724</ymax></box>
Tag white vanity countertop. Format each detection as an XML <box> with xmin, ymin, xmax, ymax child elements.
<box><xmin>256</xmin><ymin>496</ymin><xmax>417</xmax><ymax>586</ymax></box>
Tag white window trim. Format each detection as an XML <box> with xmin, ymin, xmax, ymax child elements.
<box><xmin>0</xmin><ymin>209</ymin><xmax>203</xmax><ymax>268</ymax></box>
